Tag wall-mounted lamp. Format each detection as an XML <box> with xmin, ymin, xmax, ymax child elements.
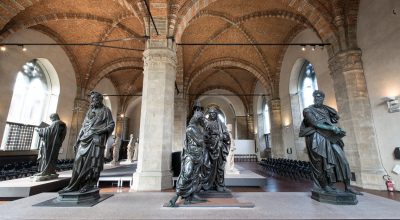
<box><xmin>384</xmin><ymin>96</ymin><xmax>400</xmax><ymax>113</ymax></box>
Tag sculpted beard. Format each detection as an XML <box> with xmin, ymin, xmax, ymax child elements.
<box><xmin>90</xmin><ymin>98</ymin><xmax>103</xmax><ymax>109</ymax></box>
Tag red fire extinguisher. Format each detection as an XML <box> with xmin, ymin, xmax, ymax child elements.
<box><xmin>383</xmin><ymin>175</ymin><xmax>395</xmax><ymax>192</ymax></box>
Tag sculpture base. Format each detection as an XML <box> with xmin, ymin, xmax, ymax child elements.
<box><xmin>198</xmin><ymin>189</ymin><xmax>233</xmax><ymax>198</ymax></box>
<box><xmin>29</xmin><ymin>173</ymin><xmax>59</xmax><ymax>182</ymax></box>
<box><xmin>33</xmin><ymin>189</ymin><xmax>112</xmax><ymax>207</ymax></box>
<box><xmin>311</xmin><ymin>189</ymin><xmax>358</xmax><ymax>205</ymax></box>
<box><xmin>225</xmin><ymin>168</ymin><xmax>240</xmax><ymax>175</ymax></box>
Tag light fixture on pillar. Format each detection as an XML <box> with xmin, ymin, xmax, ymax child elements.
<box><xmin>384</xmin><ymin>96</ymin><xmax>400</xmax><ymax>113</ymax></box>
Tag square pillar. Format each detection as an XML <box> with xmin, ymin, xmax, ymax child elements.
<box><xmin>269</xmin><ymin>99</ymin><xmax>285</xmax><ymax>158</ymax></box>
<box><xmin>131</xmin><ymin>47</ymin><xmax>176</xmax><ymax>191</ymax></box>
<box><xmin>329</xmin><ymin>49</ymin><xmax>386</xmax><ymax>190</ymax></box>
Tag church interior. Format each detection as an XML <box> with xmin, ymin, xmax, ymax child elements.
<box><xmin>0</xmin><ymin>0</ymin><xmax>399</xmax><ymax>219</ymax></box>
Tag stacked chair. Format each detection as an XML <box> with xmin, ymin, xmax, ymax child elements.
<box><xmin>0</xmin><ymin>159</ymin><xmax>74</xmax><ymax>181</ymax></box>
<box><xmin>258</xmin><ymin>158</ymin><xmax>312</xmax><ymax>180</ymax></box>
<box><xmin>234</xmin><ymin>154</ymin><xmax>258</xmax><ymax>162</ymax></box>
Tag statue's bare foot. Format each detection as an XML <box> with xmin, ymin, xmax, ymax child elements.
<box><xmin>167</xmin><ymin>200</ymin><xmax>177</xmax><ymax>207</ymax></box>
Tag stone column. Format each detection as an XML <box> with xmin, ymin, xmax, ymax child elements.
<box><xmin>115</xmin><ymin>115</ymin><xmax>129</xmax><ymax>141</ymax></box>
<box><xmin>329</xmin><ymin>49</ymin><xmax>386</xmax><ymax>190</ymax></box>
<box><xmin>66</xmin><ymin>98</ymin><xmax>89</xmax><ymax>159</ymax></box>
<box><xmin>131</xmin><ymin>46</ymin><xmax>176</xmax><ymax>191</ymax></box>
<box><xmin>173</xmin><ymin>94</ymin><xmax>186</xmax><ymax>152</ymax></box>
<box><xmin>269</xmin><ymin>99</ymin><xmax>285</xmax><ymax>158</ymax></box>
<box><xmin>246</xmin><ymin>114</ymin><xmax>255</xmax><ymax>139</ymax></box>
<box><xmin>290</xmin><ymin>94</ymin><xmax>308</xmax><ymax>161</ymax></box>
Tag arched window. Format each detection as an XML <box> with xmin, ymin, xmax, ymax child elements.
<box><xmin>263</xmin><ymin>102</ymin><xmax>271</xmax><ymax>135</ymax></box>
<box><xmin>298</xmin><ymin>61</ymin><xmax>318</xmax><ymax>110</ymax></box>
<box><xmin>1</xmin><ymin>59</ymin><xmax>60</xmax><ymax>150</ymax></box>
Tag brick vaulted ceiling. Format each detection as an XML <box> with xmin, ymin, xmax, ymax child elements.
<box><xmin>0</xmin><ymin>0</ymin><xmax>343</xmax><ymax>110</ymax></box>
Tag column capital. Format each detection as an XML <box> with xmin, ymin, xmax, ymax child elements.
<box><xmin>329</xmin><ymin>49</ymin><xmax>363</xmax><ymax>74</ymax></box>
<box><xmin>143</xmin><ymin>47</ymin><xmax>177</xmax><ymax>69</ymax></box>
<box><xmin>73</xmin><ymin>98</ymin><xmax>89</xmax><ymax>112</ymax></box>
<box><xmin>269</xmin><ymin>98</ymin><xmax>281</xmax><ymax>111</ymax></box>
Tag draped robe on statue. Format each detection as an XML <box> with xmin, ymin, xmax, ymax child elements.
<box><xmin>37</xmin><ymin>120</ymin><xmax>67</xmax><ymax>176</ymax></box>
<box><xmin>201</xmin><ymin>119</ymin><xmax>230</xmax><ymax>191</ymax></box>
<box><xmin>299</xmin><ymin>104</ymin><xmax>352</xmax><ymax>188</ymax></box>
<box><xmin>62</xmin><ymin>105</ymin><xmax>114</xmax><ymax>192</ymax></box>
<box><xmin>176</xmin><ymin>122</ymin><xmax>204</xmax><ymax>198</ymax></box>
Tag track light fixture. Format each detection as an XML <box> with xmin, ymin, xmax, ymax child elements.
<box><xmin>301</xmin><ymin>45</ymin><xmax>306</xmax><ymax>51</ymax></box>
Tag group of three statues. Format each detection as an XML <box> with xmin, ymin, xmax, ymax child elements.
<box><xmin>168</xmin><ymin>102</ymin><xmax>231</xmax><ymax>206</ymax></box>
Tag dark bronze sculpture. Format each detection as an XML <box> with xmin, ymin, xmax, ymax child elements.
<box><xmin>59</xmin><ymin>91</ymin><xmax>115</xmax><ymax>197</ymax></box>
<box><xmin>168</xmin><ymin>110</ymin><xmax>206</xmax><ymax>207</ymax></box>
<box><xmin>200</xmin><ymin>107</ymin><xmax>231</xmax><ymax>192</ymax></box>
<box><xmin>299</xmin><ymin>90</ymin><xmax>362</xmax><ymax>204</ymax></box>
<box><xmin>32</xmin><ymin>113</ymin><xmax>66</xmax><ymax>181</ymax></box>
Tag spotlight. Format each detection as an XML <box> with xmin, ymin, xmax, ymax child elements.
<box><xmin>301</xmin><ymin>45</ymin><xmax>306</xmax><ymax>51</ymax></box>
<box><xmin>0</xmin><ymin>46</ymin><xmax>6</xmax><ymax>51</ymax></box>
<box><xmin>22</xmin><ymin>46</ymin><xmax>27</xmax><ymax>52</ymax></box>
<box><xmin>311</xmin><ymin>45</ymin><xmax>316</xmax><ymax>51</ymax></box>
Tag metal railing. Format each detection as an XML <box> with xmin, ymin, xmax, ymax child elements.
<box><xmin>1</xmin><ymin>122</ymin><xmax>38</xmax><ymax>151</ymax></box>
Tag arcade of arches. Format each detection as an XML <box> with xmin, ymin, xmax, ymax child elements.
<box><xmin>0</xmin><ymin>0</ymin><xmax>399</xmax><ymax>192</ymax></box>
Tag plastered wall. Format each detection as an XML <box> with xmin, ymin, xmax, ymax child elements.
<box><xmin>358</xmin><ymin>0</ymin><xmax>400</xmax><ymax>189</ymax></box>
<box><xmin>0</xmin><ymin>29</ymin><xmax>77</xmax><ymax>159</ymax></box>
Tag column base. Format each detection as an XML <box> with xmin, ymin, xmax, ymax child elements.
<box><xmin>357</xmin><ymin>169</ymin><xmax>387</xmax><ymax>190</ymax></box>
<box><xmin>131</xmin><ymin>170</ymin><xmax>173</xmax><ymax>191</ymax></box>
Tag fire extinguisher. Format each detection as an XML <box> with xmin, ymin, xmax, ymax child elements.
<box><xmin>383</xmin><ymin>175</ymin><xmax>395</xmax><ymax>192</ymax></box>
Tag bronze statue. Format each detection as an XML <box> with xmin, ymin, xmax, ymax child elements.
<box><xmin>299</xmin><ymin>90</ymin><xmax>362</xmax><ymax>204</ymax></box>
<box><xmin>59</xmin><ymin>91</ymin><xmax>115</xmax><ymax>194</ymax></box>
<box><xmin>33</xmin><ymin>113</ymin><xmax>66</xmax><ymax>181</ymax></box>
<box><xmin>200</xmin><ymin>107</ymin><xmax>231</xmax><ymax>192</ymax></box>
<box><xmin>167</xmin><ymin>110</ymin><xmax>206</xmax><ymax>207</ymax></box>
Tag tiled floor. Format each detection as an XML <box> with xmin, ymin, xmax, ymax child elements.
<box><xmin>2</xmin><ymin>162</ymin><xmax>399</xmax><ymax>204</ymax></box>
<box><xmin>100</xmin><ymin>162</ymin><xmax>399</xmax><ymax>202</ymax></box>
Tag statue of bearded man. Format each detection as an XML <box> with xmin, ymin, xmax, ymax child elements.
<box><xmin>59</xmin><ymin>91</ymin><xmax>115</xmax><ymax>195</ymax></box>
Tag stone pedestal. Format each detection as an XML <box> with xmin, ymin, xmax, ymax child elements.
<box><xmin>269</xmin><ymin>99</ymin><xmax>284</xmax><ymax>158</ymax></box>
<box><xmin>329</xmin><ymin>50</ymin><xmax>386</xmax><ymax>190</ymax></box>
<box><xmin>34</xmin><ymin>188</ymin><xmax>112</xmax><ymax>207</ymax></box>
<box><xmin>57</xmin><ymin>189</ymin><xmax>100</xmax><ymax>204</ymax></box>
<box><xmin>131</xmin><ymin>46</ymin><xmax>176</xmax><ymax>191</ymax></box>
<box><xmin>311</xmin><ymin>189</ymin><xmax>358</xmax><ymax>205</ymax></box>
<box><xmin>30</xmin><ymin>173</ymin><xmax>59</xmax><ymax>182</ymax></box>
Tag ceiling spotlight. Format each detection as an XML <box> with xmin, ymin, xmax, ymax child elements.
<box><xmin>22</xmin><ymin>46</ymin><xmax>27</xmax><ymax>52</ymax></box>
<box><xmin>301</xmin><ymin>45</ymin><xmax>306</xmax><ymax>51</ymax></box>
<box><xmin>0</xmin><ymin>46</ymin><xmax>6</xmax><ymax>51</ymax></box>
<box><xmin>311</xmin><ymin>45</ymin><xmax>316</xmax><ymax>51</ymax></box>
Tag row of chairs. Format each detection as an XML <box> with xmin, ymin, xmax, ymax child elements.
<box><xmin>258</xmin><ymin>158</ymin><xmax>312</xmax><ymax>180</ymax></box>
<box><xmin>0</xmin><ymin>159</ymin><xmax>74</xmax><ymax>181</ymax></box>
<box><xmin>234</xmin><ymin>154</ymin><xmax>258</xmax><ymax>162</ymax></box>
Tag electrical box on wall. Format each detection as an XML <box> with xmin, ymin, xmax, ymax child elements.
<box><xmin>394</xmin><ymin>147</ymin><xmax>400</xmax><ymax>159</ymax></box>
